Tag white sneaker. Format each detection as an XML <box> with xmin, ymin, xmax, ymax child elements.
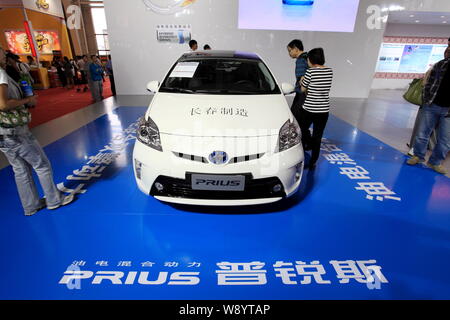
<box><xmin>407</xmin><ymin>147</ymin><xmax>414</xmax><ymax>157</ymax></box>
<box><xmin>48</xmin><ymin>194</ymin><xmax>75</xmax><ymax>210</ymax></box>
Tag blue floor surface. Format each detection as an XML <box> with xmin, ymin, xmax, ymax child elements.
<box><xmin>0</xmin><ymin>107</ymin><xmax>449</xmax><ymax>300</ymax></box>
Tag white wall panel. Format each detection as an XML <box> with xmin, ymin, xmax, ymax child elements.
<box><xmin>385</xmin><ymin>23</ymin><xmax>450</xmax><ymax>38</ymax></box>
<box><xmin>104</xmin><ymin>0</ymin><xmax>450</xmax><ymax>98</ymax></box>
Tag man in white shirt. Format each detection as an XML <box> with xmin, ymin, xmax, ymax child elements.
<box><xmin>0</xmin><ymin>45</ymin><xmax>74</xmax><ymax>216</ymax></box>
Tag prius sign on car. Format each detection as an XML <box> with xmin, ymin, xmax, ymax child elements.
<box><xmin>192</xmin><ymin>174</ymin><xmax>245</xmax><ymax>191</ymax></box>
<box><xmin>133</xmin><ymin>50</ymin><xmax>304</xmax><ymax>206</ymax></box>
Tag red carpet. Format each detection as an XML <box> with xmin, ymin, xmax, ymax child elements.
<box><xmin>28</xmin><ymin>78</ymin><xmax>113</xmax><ymax>128</ymax></box>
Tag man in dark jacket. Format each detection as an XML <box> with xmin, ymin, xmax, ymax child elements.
<box><xmin>407</xmin><ymin>54</ymin><xmax>450</xmax><ymax>175</ymax></box>
<box><xmin>287</xmin><ymin>39</ymin><xmax>309</xmax><ymax>147</ymax></box>
<box><xmin>287</xmin><ymin>39</ymin><xmax>308</xmax><ymax>109</ymax></box>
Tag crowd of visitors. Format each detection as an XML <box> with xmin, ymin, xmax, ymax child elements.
<box><xmin>3</xmin><ymin>50</ymin><xmax>116</xmax><ymax>104</ymax></box>
<box><xmin>51</xmin><ymin>54</ymin><xmax>116</xmax><ymax>102</ymax></box>
<box><xmin>287</xmin><ymin>38</ymin><xmax>449</xmax><ymax>174</ymax></box>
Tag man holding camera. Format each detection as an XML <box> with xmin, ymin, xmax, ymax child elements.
<box><xmin>0</xmin><ymin>45</ymin><xmax>74</xmax><ymax>216</ymax></box>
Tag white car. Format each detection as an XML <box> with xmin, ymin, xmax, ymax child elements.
<box><xmin>133</xmin><ymin>50</ymin><xmax>304</xmax><ymax>206</ymax></box>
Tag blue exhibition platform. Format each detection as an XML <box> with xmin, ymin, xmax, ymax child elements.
<box><xmin>0</xmin><ymin>107</ymin><xmax>449</xmax><ymax>300</ymax></box>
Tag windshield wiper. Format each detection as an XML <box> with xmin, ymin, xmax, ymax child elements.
<box><xmin>160</xmin><ymin>88</ymin><xmax>271</xmax><ymax>95</ymax></box>
<box><xmin>222</xmin><ymin>90</ymin><xmax>263</xmax><ymax>94</ymax></box>
<box><xmin>160</xmin><ymin>87</ymin><xmax>196</xmax><ymax>94</ymax></box>
<box><xmin>202</xmin><ymin>89</ymin><xmax>267</xmax><ymax>94</ymax></box>
<box><xmin>190</xmin><ymin>89</ymin><xmax>256</xmax><ymax>94</ymax></box>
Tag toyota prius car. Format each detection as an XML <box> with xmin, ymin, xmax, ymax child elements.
<box><xmin>133</xmin><ymin>50</ymin><xmax>304</xmax><ymax>205</ymax></box>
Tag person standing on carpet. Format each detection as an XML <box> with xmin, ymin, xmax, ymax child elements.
<box><xmin>106</xmin><ymin>55</ymin><xmax>116</xmax><ymax>96</ymax></box>
<box><xmin>299</xmin><ymin>48</ymin><xmax>333</xmax><ymax>169</ymax></box>
<box><xmin>89</xmin><ymin>55</ymin><xmax>104</xmax><ymax>102</ymax></box>
<box><xmin>52</xmin><ymin>56</ymin><xmax>67</xmax><ymax>88</ymax></box>
<box><xmin>77</xmin><ymin>55</ymin><xmax>89</xmax><ymax>92</ymax></box>
<box><xmin>85</xmin><ymin>55</ymin><xmax>93</xmax><ymax>97</ymax></box>
<box><xmin>0</xmin><ymin>45</ymin><xmax>74</xmax><ymax>216</ymax></box>
<box><xmin>63</xmin><ymin>57</ymin><xmax>74</xmax><ymax>90</ymax></box>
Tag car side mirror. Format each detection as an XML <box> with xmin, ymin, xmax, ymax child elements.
<box><xmin>281</xmin><ymin>83</ymin><xmax>295</xmax><ymax>95</ymax></box>
<box><xmin>147</xmin><ymin>81</ymin><xmax>160</xmax><ymax>93</ymax></box>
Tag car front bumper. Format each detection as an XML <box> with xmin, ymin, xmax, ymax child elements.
<box><xmin>133</xmin><ymin>138</ymin><xmax>304</xmax><ymax>206</ymax></box>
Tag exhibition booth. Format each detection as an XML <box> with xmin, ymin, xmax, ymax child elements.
<box><xmin>0</xmin><ymin>0</ymin><xmax>449</xmax><ymax>304</ymax></box>
<box><xmin>0</xmin><ymin>0</ymin><xmax>108</xmax><ymax>89</ymax></box>
<box><xmin>0</xmin><ymin>0</ymin><xmax>73</xmax><ymax>88</ymax></box>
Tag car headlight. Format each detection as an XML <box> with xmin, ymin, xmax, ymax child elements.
<box><xmin>276</xmin><ymin>119</ymin><xmax>301</xmax><ymax>153</ymax></box>
<box><xmin>137</xmin><ymin>116</ymin><xmax>163</xmax><ymax>152</ymax></box>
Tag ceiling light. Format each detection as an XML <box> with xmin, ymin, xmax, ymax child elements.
<box><xmin>415</xmin><ymin>20</ymin><xmax>420</xmax><ymax>23</ymax></box>
<box><xmin>409</xmin><ymin>14</ymin><xmax>414</xmax><ymax>17</ymax></box>
<box><xmin>443</xmin><ymin>21</ymin><xmax>448</xmax><ymax>24</ymax></box>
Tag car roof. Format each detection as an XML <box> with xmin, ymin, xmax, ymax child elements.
<box><xmin>179</xmin><ymin>50</ymin><xmax>261</xmax><ymax>61</ymax></box>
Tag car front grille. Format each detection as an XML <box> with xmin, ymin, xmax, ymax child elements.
<box><xmin>150</xmin><ymin>174</ymin><xmax>285</xmax><ymax>200</ymax></box>
<box><xmin>172</xmin><ymin>152</ymin><xmax>208</xmax><ymax>164</ymax></box>
<box><xmin>229</xmin><ymin>153</ymin><xmax>265</xmax><ymax>164</ymax></box>
<box><xmin>172</xmin><ymin>152</ymin><xmax>265</xmax><ymax>164</ymax></box>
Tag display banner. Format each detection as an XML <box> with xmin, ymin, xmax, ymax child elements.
<box><xmin>22</xmin><ymin>0</ymin><xmax>65</xmax><ymax>18</ymax></box>
<box><xmin>5</xmin><ymin>30</ymin><xmax>61</xmax><ymax>55</ymax></box>
<box><xmin>239</xmin><ymin>0</ymin><xmax>360</xmax><ymax>32</ymax></box>
<box><xmin>374</xmin><ymin>37</ymin><xmax>448</xmax><ymax>79</ymax></box>
<box><xmin>375</xmin><ymin>43</ymin><xmax>447</xmax><ymax>74</ymax></box>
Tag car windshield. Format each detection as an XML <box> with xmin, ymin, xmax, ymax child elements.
<box><xmin>159</xmin><ymin>58</ymin><xmax>281</xmax><ymax>95</ymax></box>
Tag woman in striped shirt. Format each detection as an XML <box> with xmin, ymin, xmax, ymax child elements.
<box><xmin>299</xmin><ymin>48</ymin><xmax>333</xmax><ymax>169</ymax></box>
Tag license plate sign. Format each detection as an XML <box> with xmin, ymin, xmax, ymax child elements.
<box><xmin>191</xmin><ymin>174</ymin><xmax>245</xmax><ymax>191</ymax></box>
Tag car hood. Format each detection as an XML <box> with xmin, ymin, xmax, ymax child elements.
<box><xmin>146</xmin><ymin>93</ymin><xmax>292</xmax><ymax>137</ymax></box>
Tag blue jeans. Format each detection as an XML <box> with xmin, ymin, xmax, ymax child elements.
<box><xmin>0</xmin><ymin>125</ymin><xmax>63</xmax><ymax>215</ymax></box>
<box><xmin>413</xmin><ymin>104</ymin><xmax>450</xmax><ymax>166</ymax></box>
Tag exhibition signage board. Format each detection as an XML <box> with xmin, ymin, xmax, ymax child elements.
<box><xmin>22</xmin><ymin>0</ymin><xmax>65</xmax><ymax>18</ymax></box>
<box><xmin>156</xmin><ymin>24</ymin><xmax>192</xmax><ymax>44</ymax></box>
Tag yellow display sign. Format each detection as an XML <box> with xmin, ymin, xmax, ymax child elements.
<box><xmin>35</xmin><ymin>0</ymin><xmax>50</xmax><ymax>10</ymax></box>
<box><xmin>22</xmin><ymin>0</ymin><xmax>64</xmax><ymax>18</ymax></box>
